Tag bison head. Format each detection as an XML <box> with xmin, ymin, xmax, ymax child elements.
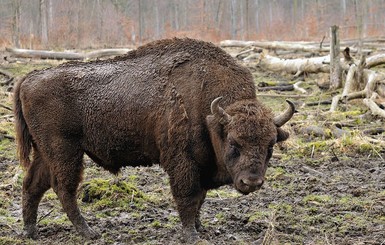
<box><xmin>206</xmin><ymin>97</ymin><xmax>295</xmax><ymax>194</ymax></box>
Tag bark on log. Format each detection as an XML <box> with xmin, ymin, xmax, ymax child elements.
<box><xmin>252</xmin><ymin>52</ymin><xmax>330</xmax><ymax>75</ymax></box>
<box><xmin>5</xmin><ymin>47</ymin><xmax>132</xmax><ymax>60</ymax></box>
<box><xmin>363</xmin><ymin>93</ymin><xmax>385</xmax><ymax>118</ymax></box>
<box><xmin>341</xmin><ymin>64</ymin><xmax>357</xmax><ymax>99</ymax></box>
<box><xmin>305</xmin><ymin>100</ymin><xmax>332</xmax><ymax>106</ymax></box>
<box><xmin>220</xmin><ymin>40</ymin><xmax>372</xmax><ymax>54</ymax></box>
<box><xmin>363</xmin><ymin>127</ymin><xmax>385</xmax><ymax>135</ymax></box>
<box><xmin>366</xmin><ymin>53</ymin><xmax>385</xmax><ymax>68</ymax></box>
<box><xmin>330</xmin><ymin>95</ymin><xmax>342</xmax><ymax>112</ymax></box>
<box><xmin>257</xmin><ymin>84</ymin><xmax>294</xmax><ymax>92</ymax></box>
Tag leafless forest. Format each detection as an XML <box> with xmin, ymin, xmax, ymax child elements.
<box><xmin>1</xmin><ymin>0</ymin><xmax>385</xmax><ymax>49</ymax></box>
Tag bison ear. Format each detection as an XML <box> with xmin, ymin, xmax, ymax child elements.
<box><xmin>277</xmin><ymin>128</ymin><xmax>289</xmax><ymax>142</ymax></box>
<box><xmin>206</xmin><ymin>114</ymin><xmax>225</xmax><ymax>138</ymax></box>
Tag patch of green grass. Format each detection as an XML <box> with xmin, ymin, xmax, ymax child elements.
<box><xmin>81</xmin><ymin>178</ymin><xmax>149</xmax><ymax>210</ymax></box>
<box><xmin>166</xmin><ymin>215</ymin><xmax>179</xmax><ymax>226</ymax></box>
<box><xmin>214</xmin><ymin>212</ymin><xmax>225</xmax><ymax>222</ymax></box>
<box><xmin>0</xmin><ymin>121</ymin><xmax>16</xmax><ymax>160</ymax></box>
<box><xmin>335</xmin><ymin>132</ymin><xmax>382</xmax><ymax>155</ymax></box>
<box><xmin>128</xmin><ymin>174</ymin><xmax>139</xmax><ymax>182</ymax></box>
<box><xmin>302</xmin><ymin>194</ymin><xmax>331</xmax><ymax>204</ymax></box>
<box><xmin>268</xmin><ymin>202</ymin><xmax>293</xmax><ymax>213</ymax></box>
<box><xmin>41</xmin><ymin>190</ymin><xmax>57</xmax><ymax>201</ymax></box>
<box><xmin>3</xmin><ymin>63</ymin><xmax>53</xmax><ymax>77</ymax></box>
<box><xmin>150</xmin><ymin>220</ymin><xmax>162</xmax><ymax>228</ymax></box>
<box><xmin>336</xmin><ymin>195</ymin><xmax>374</xmax><ymax>212</ymax></box>
<box><xmin>248</xmin><ymin>210</ymin><xmax>270</xmax><ymax>222</ymax></box>
<box><xmin>0</xmin><ymin>237</ymin><xmax>33</xmax><ymax>245</ymax></box>
<box><xmin>266</xmin><ymin>166</ymin><xmax>287</xmax><ymax>181</ymax></box>
<box><xmin>0</xmin><ymin>194</ymin><xmax>11</xmax><ymax>210</ymax></box>
<box><xmin>0</xmin><ymin>208</ymin><xmax>9</xmax><ymax>216</ymax></box>
<box><xmin>331</xmin><ymin>213</ymin><xmax>369</xmax><ymax>235</ymax></box>
<box><xmin>39</xmin><ymin>214</ymin><xmax>70</xmax><ymax>226</ymax></box>
<box><xmin>302</xmin><ymin>140</ymin><xmax>329</xmax><ymax>156</ymax></box>
<box><xmin>206</xmin><ymin>188</ymin><xmax>240</xmax><ymax>198</ymax></box>
<box><xmin>0</xmin><ymin>143</ymin><xmax>15</xmax><ymax>159</ymax></box>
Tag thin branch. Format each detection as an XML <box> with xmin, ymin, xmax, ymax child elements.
<box><xmin>0</xmin><ymin>104</ymin><xmax>12</xmax><ymax>111</ymax></box>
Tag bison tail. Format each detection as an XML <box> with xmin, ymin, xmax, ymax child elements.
<box><xmin>14</xmin><ymin>77</ymin><xmax>32</xmax><ymax>169</ymax></box>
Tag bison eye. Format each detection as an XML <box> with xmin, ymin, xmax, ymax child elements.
<box><xmin>228</xmin><ymin>145</ymin><xmax>240</xmax><ymax>159</ymax></box>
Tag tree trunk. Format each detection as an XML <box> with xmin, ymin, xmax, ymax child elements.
<box><xmin>12</xmin><ymin>0</ymin><xmax>21</xmax><ymax>48</ymax></box>
<box><xmin>40</xmin><ymin>0</ymin><xmax>48</xmax><ymax>47</ymax></box>
<box><xmin>330</xmin><ymin>25</ymin><xmax>341</xmax><ymax>90</ymax></box>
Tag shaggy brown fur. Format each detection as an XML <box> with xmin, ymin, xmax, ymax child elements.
<box><xmin>14</xmin><ymin>38</ymin><xmax>293</xmax><ymax>242</ymax></box>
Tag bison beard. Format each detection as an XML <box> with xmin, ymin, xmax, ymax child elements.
<box><xmin>14</xmin><ymin>38</ymin><xmax>294</xmax><ymax>243</ymax></box>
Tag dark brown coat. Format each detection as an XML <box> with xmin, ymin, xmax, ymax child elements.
<box><xmin>14</xmin><ymin>38</ymin><xmax>294</xmax><ymax>242</ymax></box>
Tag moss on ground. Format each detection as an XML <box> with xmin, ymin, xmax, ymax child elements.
<box><xmin>0</xmin><ymin>237</ymin><xmax>34</xmax><ymax>245</ymax></box>
<box><xmin>81</xmin><ymin>178</ymin><xmax>150</xmax><ymax>211</ymax></box>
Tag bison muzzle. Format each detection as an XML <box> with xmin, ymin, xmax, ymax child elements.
<box><xmin>14</xmin><ymin>38</ymin><xmax>295</xmax><ymax>242</ymax></box>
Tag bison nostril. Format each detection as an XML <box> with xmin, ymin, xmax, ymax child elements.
<box><xmin>240</xmin><ymin>177</ymin><xmax>264</xmax><ymax>188</ymax></box>
<box><xmin>240</xmin><ymin>178</ymin><xmax>250</xmax><ymax>186</ymax></box>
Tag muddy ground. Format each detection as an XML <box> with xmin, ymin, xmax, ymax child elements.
<box><xmin>0</xmin><ymin>48</ymin><xmax>384</xmax><ymax>245</ymax></box>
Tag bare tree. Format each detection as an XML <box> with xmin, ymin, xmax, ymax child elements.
<box><xmin>12</xmin><ymin>0</ymin><xmax>21</xmax><ymax>48</ymax></box>
<box><xmin>40</xmin><ymin>0</ymin><xmax>48</xmax><ymax>47</ymax></box>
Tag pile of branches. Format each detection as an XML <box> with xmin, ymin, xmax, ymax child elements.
<box><xmin>220</xmin><ymin>39</ymin><xmax>385</xmax><ymax>118</ymax></box>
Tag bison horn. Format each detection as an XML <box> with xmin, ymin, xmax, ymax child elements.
<box><xmin>211</xmin><ymin>97</ymin><xmax>231</xmax><ymax>124</ymax></box>
<box><xmin>273</xmin><ymin>100</ymin><xmax>296</xmax><ymax>127</ymax></box>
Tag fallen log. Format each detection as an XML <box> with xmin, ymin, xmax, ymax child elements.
<box><xmin>366</xmin><ymin>53</ymin><xmax>385</xmax><ymax>68</ymax></box>
<box><xmin>257</xmin><ymin>84</ymin><xmax>294</xmax><ymax>92</ymax></box>
<box><xmin>363</xmin><ymin>127</ymin><xmax>385</xmax><ymax>135</ymax></box>
<box><xmin>363</xmin><ymin>93</ymin><xmax>385</xmax><ymax>118</ymax></box>
<box><xmin>253</xmin><ymin>52</ymin><xmax>330</xmax><ymax>75</ymax></box>
<box><xmin>331</xmin><ymin>68</ymin><xmax>385</xmax><ymax>111</ymax></box>
<box><xmin>220</xmin><ymin>40</ymin><xmax>372</xmax><ymax>54</ymax></box>
<box><xmin>5</xmin><ymin>47</ymin><xmax>132</xmax><ymax>60</ymax></box>
<box><xmin>305</xmin><ymin>100</ymin><xmax>332</xmax><ymax>106</ymax></box>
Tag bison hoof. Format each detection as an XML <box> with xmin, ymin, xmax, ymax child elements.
<box><xmin>79</xmin><ymin>227</ymin><xmax>100</xmax><ymax>240</ymax></box>
<box><xmin>183</xmin><ymin>228</ymin><xmax>200</xmax><ymax>244</ymax></box>
<box><xmin>195</xmin><ymin>219</ymin><xmax>204</xmax><ymax>232</ymax></box>
<box><xmin>23</xmin><ymin>226</ymin><xmax>38</xmax><ymax>240</ymax></box>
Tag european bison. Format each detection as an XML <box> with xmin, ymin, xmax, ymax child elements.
<box><xmin>14</xmin><ymin>38</ymin><xmax>295</xmax><ymax>242</ymax></box>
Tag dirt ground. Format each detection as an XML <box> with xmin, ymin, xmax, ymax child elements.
<box><xmin>0</xmin><ymin>49</ymin><xmax>384</xmax><ymax>245</ymax></box>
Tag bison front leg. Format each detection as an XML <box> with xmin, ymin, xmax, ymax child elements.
<box><xmin>167</xmin><ymin>166</ymin><xmax>206</xmax><ymax>243</ymax></box>
<box><xmin>172</xmin><ymin>188</ymin><xmax>206</xmax><ymax>243</ymax></box>
<box><xmin>195</xmin><ymin>190</ymin><xmax>207</xmax><ymax>232</ymax></box>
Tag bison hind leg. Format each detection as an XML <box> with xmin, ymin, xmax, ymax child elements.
<box><xmin>50</xmin><ymin>148</ymin><xmax>100</xmax><ymax>239</ymax></box>
<box><xmin>22</xmin><ymin>150</ymin><xmax>51</xmax><ymax>239</ymax></box>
